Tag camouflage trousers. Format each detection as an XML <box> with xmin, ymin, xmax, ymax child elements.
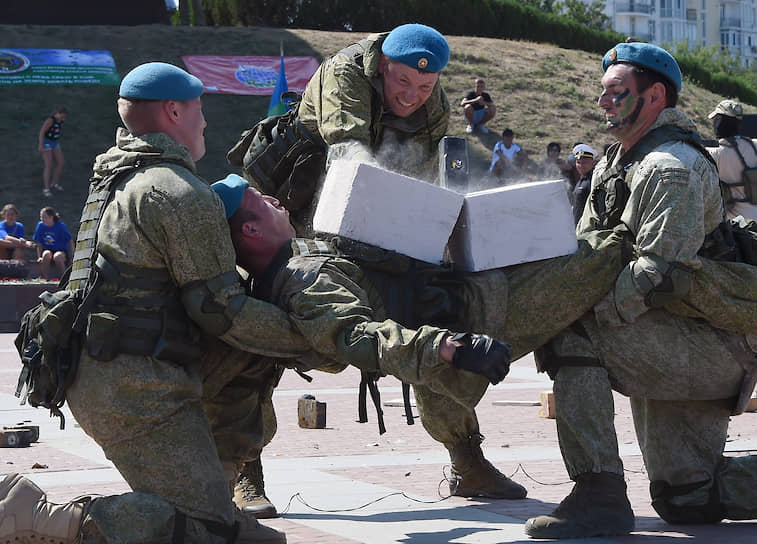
<box><xmin>539</xmin><ymin>303</ymin><xmax>757</xmax><ymax>520</ymax></box>
<box><xmin>66</xmin><ymin>337</ymin><xmax>277</xmax><ymax>543</ymax></box>
<box><xmin>398</xmin><ymin>229</ymin><xmax>630</xmax><ymax>447</ymax></box>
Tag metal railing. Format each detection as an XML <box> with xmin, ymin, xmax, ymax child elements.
<box><xmin>615</xmin><ymin>2</ymin><xmax>651</xmax><ymax>14</ymax></box>
<box><xmin>721</xmin><ymin>17</ymin><xmax>742</xmax><ymax>28</ymax></box>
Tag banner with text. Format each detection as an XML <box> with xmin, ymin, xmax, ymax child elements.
<box><xmin>182</xmin><ymin>55</ymin><xmax>319</xmax><ymax>95</ymax></box>
<box><xmin>0</xmin><ymin>49</ymin><xmax>119</xmax><ymax>85</ymax></box>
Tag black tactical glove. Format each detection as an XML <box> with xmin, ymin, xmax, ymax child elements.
<box><xmin>450</xmin><ymin>332</ymin><xmax>511</xmax><ymax>385</ymax></box>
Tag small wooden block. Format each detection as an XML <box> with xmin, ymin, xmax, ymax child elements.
<box><xmin>538</xmin><ymin>390</ymin><xmax>556</xmax><ymax>419</ymax></box>
<box><xmin>298</xmin><ymin>398</ymin><xmax>326</xmax><ymax>429</ymax></box>
<box><xmin>0</xmin><ymin>429</ymin><xmax>31</xmax><ymax>448</ymax></box>
<box><xmin>746</xmin><ymin>396</ymin><xmax>757</xmax><ymax>413</ymax></box>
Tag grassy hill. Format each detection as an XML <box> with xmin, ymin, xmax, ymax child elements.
<box><xmin>0</xmin><ymin>24</ymin><xmax>748</xmax><ymax>251</ymax></box>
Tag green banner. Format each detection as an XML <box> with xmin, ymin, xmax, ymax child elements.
<box><xmin>0</xmin><ymin>49</ymin><xmax>119</xmax><ymax>85</ymax></box>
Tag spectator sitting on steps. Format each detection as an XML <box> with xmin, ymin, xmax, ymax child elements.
<box><xmin>32</xmin><ymin>206</ymin><xmax>73</xmax><ymax>280</ymax></box>
<box><xmin>0</xmin><ymin>203</ymin><xmax>35</xmax><ymax>260</ymax></box>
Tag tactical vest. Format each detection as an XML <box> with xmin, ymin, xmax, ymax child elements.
<box><xmin>589</xmin><ymin>125</ymin><xmax>716</xmax><ymax>231</ymax></box>
<box><xmin>14</xmin><ymin>160</ymin><xmax>183</xmax><ymax>427</ymax></box>
<box><xmin>71</xmin><ymin>160</ymin><xmax>203</xmax><ymax>363</ymax></box>
<box><xmin>589</xmin><ymin>126</ymin><xmax>739</xmax><ymax>262</ymax></box>
<box><xmin>254</xmin><ymin>238</ymin><xmax>398</xmax><ymax>433</ymax></box>
<box><xmin>226</xmin><ymin>94</ymin><xmax>326</xmax><ymax>219</ymax></box>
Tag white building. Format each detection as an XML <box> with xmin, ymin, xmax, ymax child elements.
<box><xmin>597</xmin><ymin>0</ymin><xmax>757</xmax><ymax>65</ymax></box>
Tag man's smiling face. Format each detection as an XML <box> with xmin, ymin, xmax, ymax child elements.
<box><xmin>379</xmin><ymin>56</ymin><xmax>439</xmax><ymax>118</ymax></box>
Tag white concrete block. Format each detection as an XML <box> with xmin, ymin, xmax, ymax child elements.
<box><xmin>447</xmin><ymin>179</ymin><xmax>578</xmax><ymax>271</ymax></box>
<box><xmin>313</xmin><ymin>160</ymin><xmax>465</xmax><ymax>264</ymax></box>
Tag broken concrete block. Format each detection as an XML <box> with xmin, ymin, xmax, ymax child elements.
<box><xmin>313</xmin><ymin>160</ymin><xmax>464</xmax><ymax>264</ymax></box>
<box><xmin>298</xmin><ymin>396</ymin><xmax>326</xmax><ymax>429</ymax></box>
<box><xmin>447</xmin><ymin>179</ymin><xmax>578</xmax><ymax>271</ymax></box>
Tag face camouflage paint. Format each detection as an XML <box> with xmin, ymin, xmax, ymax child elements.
<box><xmin>600</xmin><ymin>69</ymin><xmax>645</xmax><ymax>132</ymax></box>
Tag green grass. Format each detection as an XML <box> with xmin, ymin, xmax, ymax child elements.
<box><xmin>0</xmin><ymin>24</ymin><xmax>748</xmax><ymax>253</ymax></box>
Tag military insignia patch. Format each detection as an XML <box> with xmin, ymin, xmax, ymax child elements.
<box><xmin>418</xmin><ymin>57</ymin><xmax>429</xmax><ymax>69</ymax></box>
<box><xmin>609</xmin><ymin>48</ymin><xmax>617</xmax><ymax>62</ymax></box>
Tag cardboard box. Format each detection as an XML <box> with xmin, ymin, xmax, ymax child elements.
<box><xmin>447</xmin><ymin>179</ymin><xmax>578</xmax><ymax>271</ymax></box>
<box><xmin>313</xmin><ymin>160</ymin><xmax>464</xmax><ymax>264</ymax></box>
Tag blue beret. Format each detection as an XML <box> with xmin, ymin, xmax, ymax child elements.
<box><xmin>119</xmin><ymin>62</ymin><xmax>204</xmax><ymax>101</ymax></box>
<box><xmin>211</xmin><ymin>174</ymin><xmax>248</xmax><ymax>219</ymax></box>
<box><xmin>602</xmin><ymin>42</ymin><xmax>681</xmax><ymax>92</ymax></box>
<box><xmin>381</xmin><ymin>24</ymin><xmax>449</xmax><ymax>73</ymax></box>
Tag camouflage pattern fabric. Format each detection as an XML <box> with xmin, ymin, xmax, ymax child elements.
<box><xmin>298</xmin><ymin>32</ymin><xmax>450</xmax><ymax>183</ymax></box>
<box><xmin>264</xmin><ymin>240</ymin><xmax>490</xmax><ymax>408</ymax></box>
<box><xmin>66</xmin><ymin>130</ymin><xmax>311</xmax><ymax>542</ymax></box>
<box><xmin>452</xmin><ymin>229</ymin><xmax>629</xmax><ymax>360</ymax></box>
<box><xmin>545</xmin><ymin>108</ymin><xmax>757</xmax><ymax>519</ymax></box>
<box><xmin>409</xmin><ymin>230</ymin><xmax>629</xmax><ymax>447</ymax></box>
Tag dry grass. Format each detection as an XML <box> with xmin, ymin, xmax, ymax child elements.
<box><xmin>0</xmin><ymin>24</ymin><xmax>746</xmax><ymax>246</ymax></box>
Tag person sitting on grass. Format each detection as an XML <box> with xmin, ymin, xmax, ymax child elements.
<box><xmin>461</xmin><ymin>78</ymin><xmax>496</xmax><ymax>134</ymax></box>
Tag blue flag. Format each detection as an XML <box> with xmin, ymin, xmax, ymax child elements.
<box><xmin>267</xmin><ymin>48</ymin><xmax>289</xmax><ymax>117</ymax></box>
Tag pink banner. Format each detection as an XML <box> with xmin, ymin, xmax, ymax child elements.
<box><xmin>181</xmin><ymin>55</ymin><xmax>320</xmax><ymax>95</ymax></box>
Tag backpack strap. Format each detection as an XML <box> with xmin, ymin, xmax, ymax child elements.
<box><xmin>722</xmin><ymin>137</ymin><xmax>757</xmax><ymax>203</ymax></box>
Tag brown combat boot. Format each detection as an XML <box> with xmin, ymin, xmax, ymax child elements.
<box><xmin>448</xmin><ymin>434</ymin><xmax>527</xmax><ymax>499</ymax></box>
<box><xmin>0</xmin><ymin>472</ymin><xmax>89</xmax><ymax>543</ymax></box>
<box><xmin>524</xmin><ymin>471</ymin><xmax>635</xmax><ymax>539</ymax></box>
<box><xmin>234</xmin><ymin>458</ymin><xmax>278</xmax><ymax>518</ymax></box>
<box><xmin>235</xmin><ymin>507</ymin><xmax>286</xmax><ymax>543</ymax></box>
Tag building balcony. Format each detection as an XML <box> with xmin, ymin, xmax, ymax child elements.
<box><xmin>721</xmin><ymin>17</ymin><xmax>742</xmax><ymax>28</ymax></box>
<box><xmin>615</xmin><ymin>2</ymin><xmax>651</xmax><ymax>15</ymax></box>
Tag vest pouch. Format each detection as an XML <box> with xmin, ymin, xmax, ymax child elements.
<box><xmin>152</xmin><ymin>310</ymin><xmax>203</xmax><ymax>363</ymax></box>
<box><xmin>85</xmin><ymin>312</ymin><xmax>120</xmax><ymax>362</ymax></box>
<box><xmin>278</xmin><ymin>148</ymin><xmax>326</xmax><ymax>211</ymax></box>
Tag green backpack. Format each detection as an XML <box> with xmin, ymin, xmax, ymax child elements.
<box><xmin>14</xmin><ymin>288</ymin><xmax>85</xmax><ymax>428</ymax></box>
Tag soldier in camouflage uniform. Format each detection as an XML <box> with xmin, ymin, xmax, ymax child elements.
<box><xmin>213</xmin><ymin>174</ymin><xmax>511</xmax><ymax>397</ymax></box>
<box><xmin>210</xmin><ymin>167</ymin><xmax>631</xmax><ymax>517</ymax></box>
<box><xmin>297</xmin><ymin>25</ymin><xmax>449</xmax><ymax>183</ymax></box>
<box><xmin>525</xmin><ymin>43</ymin><xmax>757</xmax><ymax>539</ymax></box>
<box><xmin>232</xmin><ymin>22</ymin><xmax>538</xmax><ymax>510</ymax></box>
<box><xmin>0</xmin><ymin>63</ymin><xmax>315</xmax><ymax>543</ymax></box>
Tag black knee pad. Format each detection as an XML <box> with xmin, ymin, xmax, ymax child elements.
<box><xmin>650</xmin><ymin>479</ymin><xmax>724</xmax><ymax>525</ymax></box>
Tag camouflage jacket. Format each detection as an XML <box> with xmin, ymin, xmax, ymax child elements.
<box><xmin>297</xmin><ymin>32</ymin><xmax>450</xmax><ymax>181</ymax></box>
<box><xmin>89</xmin><ymin>128</ymin><xmax>309</xmax><ymax>359</ymax></box>
<box><xmin>578</xmin><ymin>108</ymin><xmax>724</xmax><ymax>324</ymax></box>
<box><xmin>252</xmin><ymin>238</ymin><xmax>488</xmax><ymax>408</ymax></box>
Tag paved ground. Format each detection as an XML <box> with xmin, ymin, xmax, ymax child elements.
<box><xmin>2</xmin><ymin>332</ymin><xmax>757</xmax><ymax>543</ymax></box>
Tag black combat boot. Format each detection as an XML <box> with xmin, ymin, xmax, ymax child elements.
<box><xmin>448</xmin><ymin>434</ymin><xmax>527</xmax><ymax>499</ymax></box>
<box><xmin>233</xmin><ymin>458</ymin><xmax>278</xmax><ymax>519</ymax></box>
<box><xmin>525</xmin><ymin>471</ymin><xmax>635</xmax><ymax>539</ymax></box>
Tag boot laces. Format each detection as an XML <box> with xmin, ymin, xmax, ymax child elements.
<box><xmin>237</xmin><ymin>476</ymin><xmax>264</xmax><ymax>501</ymax></box>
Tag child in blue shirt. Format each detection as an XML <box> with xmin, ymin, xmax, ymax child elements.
<box><xmin>33</xmin><ymin>206</ymin><xmax>73</xmax><ymax>279</ymax></box>
<box><xmin>0</xmin><ymin>203</ymin><xmax>35</xmax><ymax>260</ymax></box>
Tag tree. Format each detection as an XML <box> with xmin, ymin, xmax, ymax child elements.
<box><xmin>562</xmin><ymin>0</ymin><xmax>610</xmax><ymax>30</ymax></box>
<box><xmin>521</xmin><ymin>0</ymin><xmax>562</xmax><ymax>13</ymax></box>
